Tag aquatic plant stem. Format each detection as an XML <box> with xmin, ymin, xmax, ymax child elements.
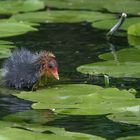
<box><xmin>106</xmin><ymin>13</ymin><xmax>127</xmax><ymax>40</ymax></box>
<box><xmin>104</xmin><ymin>75</ymin><xmax>110</xmax><ymax>87</ymax></box>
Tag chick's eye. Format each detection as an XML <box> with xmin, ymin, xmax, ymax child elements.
<box><xmin>48</xmin><ymin>63</ymin><xmax>53</xmax><ymax>69</ymax></box>
<box><xmin>42</xmin><ymin>64</ymin><xmax>45</xmax><ymax>68</ymax></box>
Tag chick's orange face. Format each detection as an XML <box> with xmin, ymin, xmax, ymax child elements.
<box><xmin>39</xmin><ymin>52</ymin><xmax>59</xmax><ymax>80</ymax></box>
<box><xmin>42</xmin><ymin>58</ymin><xmax>59</xmax><ymax>80</ymax></box>
<box><xmin>47</xmin><ymin>59</ymin><xmax>59</xmax><ymax>80</ymax></box>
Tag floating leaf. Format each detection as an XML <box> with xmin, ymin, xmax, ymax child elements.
<box><xmin>7</xmin><ymin>18</ymin><xmax>40</xmax><ymax>27</ymax></box>
<box><xmin>116</xmin><ymin>136</ymin><xmax>140</xmax><ymax>140</ymax></box>
<box><xmin>42</xmin><ymin>0</ymin><xmax>105</xmax><ymax>11</ymax></box>
<box><xmin>99</xmin><ymin>48</ymin><xmax>140</xmax><ymax>62</ymax></box>
<box><xmin>0</xmin><ymin>41</ymin><xmax>16</xmax><ymax>59</ymax></box>
<box><xmin>11</xmin><ymin>11</ymin><xmax>115</xmax><ymax>23</ymax></box>
<box><xmin>0</xmin><ymin>0</ymin><xmax>45</xmax><ymax>14</ymax></box>
<box><xmin>0</xmin><ymin>40</ymin><xmax>13</xmax><ymax>45</ymax></box>
<box><xmin>0</xmin><ymin>21</ymin><xmax>37</xmax><ymax>38</ymax></box>
<box><xmin>0</xmin><ymin>120</ymin><xmax>105</xmax><ymax>140</ymax></box>
<box><xmin>128</xmin><ymin>36</ymin><xmax>140</xmax><ymax>49</ymax></box>
<box><xmin>77</xmin><ymin>61</ymin><xmax>140</xmax><ymax>78</ymax></box>
<box><xmin>104</xmin><ymin>0</ymin><xmax>140</xmax><ymax>15</ymax></box>
<box><xmin>14</xmin><ymin>84</ymin><xmax>140</xmax><ymax>115</ymax></box>
<box><xmin>107</xmin><ymin>111</ymin><xmax>140</xmax><ymax>125</ymax></box>
<box><xmin>78</xmin><ymin>41</ymin><xmax>140</xmax><ymax>79</ymax></box>
<box><xmin>42</xmin><ymin>0</ymin><xmax>140</xmax><ymax>15</ymax></box>
<box><xmin>128</xmin><ymin>23</ymin><xmax>140</xmax><ymax>37</ymax></box>
<box><xmin>92</xmin><ymin>17</ymin><xmax>140</xmax><ymax>31</ymax></box>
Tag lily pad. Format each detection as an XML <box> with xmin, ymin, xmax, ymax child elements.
<box><xmin>104</xmin><ymin>0</ymin><xmax>140</xmax><ymax>15</ymax></box>
<box><xmin>128</xmin><ymin>35</ymin><xmax>140</xmax><ymax>49</ymax></box>
<box><xmin>99</xmin><ymin>48</ymin><xmax>140</xmax><ymax>62</ymax></box>
<box><xmin>0</xmin><ymin>0</ymin><xmax>45</xmax><ymax>14</ymax></box>
<box><xmin>0</xmin><ymin>40</ymin><xmax>13</xmax><ymax>45</ymax></box>
<box><xmin>77</xmin><ymin>61</ymin><xmax>140</xmax><ymax>78</ymax></box>
<box><xmin>77</xmin><ymin>42</ymin><xmax>140</xmax><ymax>78</ymax></box>
<box><xmin>7</xmin><ymin>18</ymin><xmax>40</xmax><ymax>27</ymax></box>
<box><xmin>107</xmin><ymin>111</ymin><xmax>140</xmax><ymax>125</ymax></box>
<box><xmin>14</xmin><ymin>84</ymin><xmax>140</xmax><ymax>115</ymax></box>
<box><xmin>92</xmin><ymin>17</ymin><xmax>140</xmax><ymax>31</ymax></box>
<box><xmin>116</xmin><ymin>136</ymin><xmax>140</xmax><ymax>140</ymax></box>
<box><xmin>0</xmin><ymin>120</ymin><xmax>105</xmax><ymax>140</ymax></box>
<box><xmin>0</xmin><ymin>42</ymin><xmax>16</xmax><ymax>59</ymax></box>
<box><xmin>128</xmin><ymin>23</ymin><xmax>140</xmax><ymax>36</ymax></box>
<box><xmin>0</xmin><ymin>21</ymin><xmax>37</xmax><ymax>38</ymax></box>
<box><xmin>11</xmin><ymin>11</ymin><xmax>115</xmax><ymax>23</ymax></box>
<box><xmin>42</xmin><ymin>0</ymin><xmax>105</xmax><ymax>11</ymax></box>
<box><xmin>42</xmin><ymin>0</ymin><xmax>140</xmax><ymax>15</ymax></box>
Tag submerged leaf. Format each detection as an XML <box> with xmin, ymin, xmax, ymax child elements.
<box><xmin>3</xmin><ymin>109</ymin><xmax>56</xmax><ymax>124</ymax></box>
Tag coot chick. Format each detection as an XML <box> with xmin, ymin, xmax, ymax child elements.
<box><xmin>2</xmin><ymin>48</ymin><xmax>59</xmax><ymax>90</ymax></box>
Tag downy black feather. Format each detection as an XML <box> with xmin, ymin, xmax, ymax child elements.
<box><xmin>2</xmin><ymin>48</ymin><xmax>41</xmax><ymax>90</ymax></box>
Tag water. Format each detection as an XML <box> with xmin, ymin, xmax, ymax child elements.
<box><xmin>0</xmin><ymin>22</ymin><xmax>140</xmax><ymax>139</ymax></box>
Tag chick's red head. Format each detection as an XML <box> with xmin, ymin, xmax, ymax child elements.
<box><xmin>39</xmin><ymin>52</ymin><xmax>59</xmax><ymax>80</ymax></box>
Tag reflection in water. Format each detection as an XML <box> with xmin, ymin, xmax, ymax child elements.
<box><xmin>0</xmin><ymin>94</ymin><xmax>31</xmax><ymax>118</ymax></box>
<box><xmin>3</xmin><ymin>109</ymin><xmax>56</xmax><ymax>124</ymax></box>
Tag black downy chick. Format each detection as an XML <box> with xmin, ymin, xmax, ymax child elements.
<box><xmin>2</xmin><ymin>48</ymin><xmax>59</xmax><ymax>90</ymax></box>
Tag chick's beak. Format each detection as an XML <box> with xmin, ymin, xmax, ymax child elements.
<box><xmin>51</xmin><ymin>69</ymin><xmax>59</xmax><ymax>80</ymax></box>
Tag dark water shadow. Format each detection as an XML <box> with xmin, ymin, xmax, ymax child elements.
<box><xmin>0</xmin><ymin>94</ymin><xmax>31</xmax><ymax>118</ymax></box>
<box><xmin>47</xmin><ymin>114</ymin><xmax>140</xmax><ymax>140</ymax></box>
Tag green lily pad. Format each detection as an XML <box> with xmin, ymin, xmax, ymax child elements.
<box><xmin>128</xmin><ymin>23</ymin><xmax>140</xmax><ymax>36</ymax></box>
<box><xmin>7</xmin><ymin>18</ymin><xmax>40</xmax><ymax>27</ymax></box>
<box><xmin>116</xmin><ymin>136</ymin><xmax>140</xmax><ymax>140</ymax></box>
<box><xmin>0</xmin><ymin>40</ymin><xmax>13</xmax><ymax>45</ymax></box>
<box><xmin>0</xmin><ymin>21</ymin><xmax>37</xmax><ymax>38</ymax></box>
<box><xmin>0</xmin><ymin>0</ymin><xmax>45</xmax><ymax>14</ymax></box>
<box><xmin>42</xmin><ymin>0</ymin><xmax>105</xmax><ymax>11</ymax></box>
<box><xmin>11</xmin><ymin>11</ymin><xmax>115</xmax><ymax>23</ymax></box>
<box><xmin>104</xmin><ymin>0</ymin><xmax>140</xmax><ymax>15</ymax></box>
<box><xmin>92</xmin><ymin>17</ymin><xmax>140</xmax><ymax>31</ymax></box>
<box><xmin>78</xmin><ymin>41</ymin><xmax>140</xmax><ymax>78</ymax></box>
<box><xmin>77</xmin><ymin>61</ymin><xmax>140</xmax><ymax>78</ymax></box>
<box><xmin>0</xmin><ymin>41</ymin><xmax>16</xmax><ymax>59</ymax></box>
<box><xmin>14</xmin><ymin>84</ymin><xmax>140</xmax><ymax>115</ymax></box>
<box><xmin>107</xmin><ymin>111</ymin><xmax>140</xmax><ymax>125</ymax></box>
<box><xmin>128</xmin><ymin>35</ymin><xmax>140</xmax><ymax>49</ymax></box>
<box><xmin>42</xmin><ymin>0</ymin><xmax>140</xmax><ymax>15</ymax></box>
<box><xmin>0</xmin><ymin>120</ymin><xmax>105</xmax><ymax>140</ymax></box>
<box><xmin>99</xmin><ymin>48</ymin><xmax>140</xmax><ymax>62</ymax></box>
